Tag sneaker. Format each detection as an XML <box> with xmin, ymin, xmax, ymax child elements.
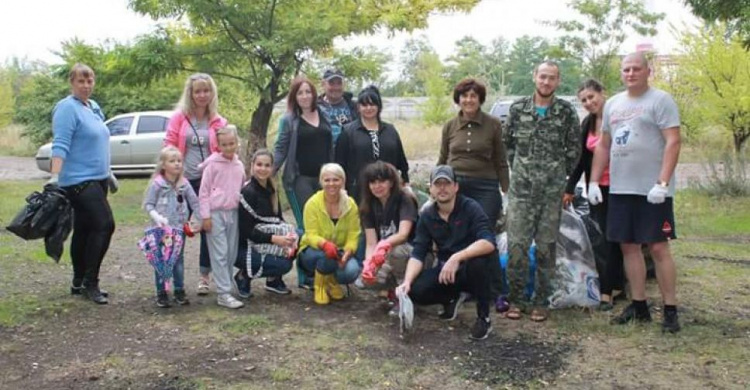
<box><xmin>439</xmin><ymin>292</ymin><xmax>469</xmax><ymax>321</ymax></box>
<box><xmin>173</xmin><ymin>290</ymin><xmax>190</xmax><ymax>305</ymax></box>
<box><xmin>156</xmin><ymin>292</ymin><xmax>171</xmax><ymax>308</ymax></box>
<box><xmin>217</xmin><ymin>294</ymin><xmax>244</xmax><ymax>309</ymax></box>
<box><xmin>71</xmin><ymin>283</ymin><xmax>109</xmax><ymax>298</ymax></box>
<box><xmin>388</xmin><ymin>301</ymin><xmax>400</xmax><ymax>317</ymax></box>
<box><xmin>265</xmin><ymin>277</ymin><xmax>291</xmax><ymax>295</ymax></box>
<box><xmin>354</xmin><ymin>277</ymin><xmax>366</xmax><ymax>289</ymax></box>
<box><xmin>662</xmin><ymin>309</ymin><xmax>681</xmax><ymax>333</ymax></box>
<box><xmin>598</xmin><ymin>301</ymin><xmax>614</xmax><ymax>312</ymax></box>
<box><xmin>495</xmin><ymin>296</ymin><xmax>510</xmax><ymax>313</ymax></box>
<box><xmin>470</xmin><ymin>317</ymin><xmax>492</xmax><ymax>340</ymax></box>
<box><xmin>298</xmin><ymin>277</ymin><xmax>313</xmax><ymax>291</ymax></box>
<box><xmin>611</xmin><ymin>303</ymin><xmax>652</xmax><ymax>325</ymax></box>
<box><xmin>197</xmin><ymin>279</ymin><xmax>210</xmax><ymax>296</ymax></box>
<box><xmin>234</xmin><ymin>272</ymin><xmax>252</xmax><ymax>299</ymax></box>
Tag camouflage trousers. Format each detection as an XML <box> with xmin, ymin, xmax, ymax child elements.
<box><xmin>506</xmin><ymin>194</ymin><xmax>564</xmax><ymax>309</ymax></box>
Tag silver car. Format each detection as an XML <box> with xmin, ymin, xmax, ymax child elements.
<box><xmin>35</xmin><ymin>111</ymin><xmax>173</xmax><ymax>173</ymax></box>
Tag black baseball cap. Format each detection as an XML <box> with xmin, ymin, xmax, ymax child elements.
<box><xmin>323</xmin><ymin>69</ymin><xmax>344</xmax><ymax>81</ymax></box>
<box><xmin>430</xmin><ymin>165</ymin><xmax>456</xmax><ymax>185</ymax></box>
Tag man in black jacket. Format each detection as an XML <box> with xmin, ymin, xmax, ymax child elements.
<box><xmin>318</xmin><ymin>69</ymin><xmax>359</xmax><ymax>143</ymax></box>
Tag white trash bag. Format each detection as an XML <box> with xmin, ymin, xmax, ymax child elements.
<box><xmin>397</xmin><ymin>290</ymin><xmax>414</xmax><ymax>334</ymax></box>
<box><xmin>549</xmin><ymin>207</ymin><xmax>600</xmax><ymax>309</ymax></box>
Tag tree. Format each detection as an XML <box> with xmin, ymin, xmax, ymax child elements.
<box><xmin>417</xmin><ymin>52</ymin><xmax>452</xmax><ymax>125</ymax></box>
<box><xmin>127</xmin><ymin>0</ymin><xmax>479</xmax><ymax>157</ymax></box>
<box><xmin>684</xmin><ymin>0</ymin><xmax>750</xmax><ymax>48</ymax></box>
<box><xmin>393</xmin><ymin>35</ymin><xmax>436</xmax><ymax>96</ymax></box>
<box><xmin>505</xmin><ymin>36</ymin><xmax>550</xmax><ymax>95</ymax></box>
<box><xmin>445</xmin><ymin>36</ymin><xmax>490</xmax><ymax>87</ymax></box>
<box><xmin>546</xmin><ymin>0</ymin><xmax>664</xmax><ymax>91</ymax></box>
<box><xmin>664</xmin><ymin>23</ymin><xmax>750</xmax><ymax>153</ymax></box>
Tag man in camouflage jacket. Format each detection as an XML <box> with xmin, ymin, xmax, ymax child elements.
<box><xmin>503</xmin><ymin>61</ymin><xmax>581</xmax><ymax>320</ymax></box>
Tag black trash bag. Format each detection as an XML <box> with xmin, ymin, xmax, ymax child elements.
<box><xmin>572</xmin><ymin>185</ymin><xmax>590</xmax><ymax>216</ymax></box>
<box><xmin>6</xmin><ymin>185</ymin><xmax>68</xmax><ymax>240</ymax></box>
<box><xmin>44</xmin><ymin>201</ymin><xmax>73</xmax><ymax>263</ymax></box>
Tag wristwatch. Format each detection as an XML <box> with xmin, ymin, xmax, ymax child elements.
<box><xmin>657</xmin><ymin>180</ymin><xmax>669</xmax><ymax>187</ymax></box>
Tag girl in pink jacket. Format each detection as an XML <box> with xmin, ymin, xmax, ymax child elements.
<box><xmin>199</xmin><ymin>125</ymin><xmax>246</xmax><ymax>309</ymax></box>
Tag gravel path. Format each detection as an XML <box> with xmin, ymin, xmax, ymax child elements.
<box><xmin>0</xmin><ymin>155</ymin><xmax>707</xmax><ymax>188</ymax></box>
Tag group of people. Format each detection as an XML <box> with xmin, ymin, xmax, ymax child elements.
<box><xmin>49</xmin><ymin>50</ymin><xmax>682</xmax><ymax>341</ymax></box>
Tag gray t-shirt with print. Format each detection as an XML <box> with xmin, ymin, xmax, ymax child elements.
<box><xmin>601</xmin><ymin>87</ymin><xmax>680</xmax><ymax>196</ymax></box>
<box><xmin>184</xmin><ymin>119</ymin><xmax>210</xmax><ymax>180</ymax></box>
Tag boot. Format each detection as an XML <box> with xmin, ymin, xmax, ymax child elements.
<box><xmin>71</xmin><ymin>278</ymin><xmax>109</xmax><ymax>297</ymax></box>
<box><xmin>83</xmin><ymin>279</ymin><xmax>108</xmax><ymax>305</ymax></box>
<box><xmin>314</xmin><ymin>271</ymin><xmax>329</xmax><ymax>305</ymax></box>
<box><xmin>325</xmin><ymin>274</ymin><xmax>345</xmax><ymax>301</ymax></box>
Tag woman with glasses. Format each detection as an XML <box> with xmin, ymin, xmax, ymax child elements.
<box><xmin>335</xmin><ymin>85</ymin><xmax>410</xmax><ymax>203</ymax></box>
<box><xmin>164</xmin><ymin>73</ymin><xmax>228</xmax><ymax>295</ymax></box>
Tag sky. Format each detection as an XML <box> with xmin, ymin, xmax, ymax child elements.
<box><xmin>0</xmin><ymin>0</ymin><xmax>700</xmax><ymax>71</ymax></box>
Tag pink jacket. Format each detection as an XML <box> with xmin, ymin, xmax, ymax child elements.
<box><xmin>164</xmin><ymin>111</ymin><xmax>228</xmax><ymax>157</ymax></box>
<box><xmin>198</xmin><ymin>152</ymin><xmax>246</xmax><ymax>218</ymax></box>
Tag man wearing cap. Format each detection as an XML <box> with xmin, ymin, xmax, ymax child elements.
<box><xmin>503</xmin><ymin>60</ymin><xmax>581</xmax><ymax>322</ymax></box>
<box><xmin>396</xmin><ymin>165</ymin><xmax>496</xmax><ymax>340</ymax></box>
<box><xmin>318</xmin><ymin>69</ymin><xmax>359</xmax><ymax>143</ymax></box>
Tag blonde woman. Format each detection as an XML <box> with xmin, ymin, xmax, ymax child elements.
<box><xmin>297</xmin><ymin>163</ymin><xmax>361</xmax><ymax>305</ymax></box>
<box><xmin>164</xmin><ymin>73</ymin><xmax>227</xmax><ymax>295</ymax></box>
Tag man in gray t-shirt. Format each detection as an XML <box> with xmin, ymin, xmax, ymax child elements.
<box><xmin>589</xmin><ymin>52</ymin><xmax>682</xmax><ymax>334</ymax></box>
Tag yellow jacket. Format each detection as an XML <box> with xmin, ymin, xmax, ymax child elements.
<box><xmin>299</xmin><ymin>190</ymin><xmax>360</xmax><ymax>254</ymax></box>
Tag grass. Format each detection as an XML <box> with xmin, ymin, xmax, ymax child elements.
<box><xmin>0</xmin><ymin>124</ymin><xmax>35</xmax><ymax>157</ymax></box>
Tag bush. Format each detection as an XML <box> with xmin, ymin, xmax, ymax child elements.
<box><xmin>692</xmin><ymin>153</ymin><xmax>749</xmax><ymax>198</ymax></box>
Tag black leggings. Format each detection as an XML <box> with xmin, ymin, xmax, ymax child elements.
<box><xmin>591</xmin><ymin>185</ymin><xmax>625</xmax><ymax>296</ymax></box>
<box><xmin>409</xmin><ymin>254</ymin><xmax>494</xmax><ymax>319</ymax></box>
<box><xmin>188</xmin><ymin>178</ymin><xmax>211</xmax><ymax>274</ymax></box>
<box><xmin>64</xmin><ymin>180</ymin><xmax>115</xmax><ymax>285</ymax></box>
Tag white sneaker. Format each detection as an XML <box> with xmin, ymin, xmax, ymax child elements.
<box><xmin>217</xmin><ymin>294</ymin><xmax>244</xmax><ymax>309</ymax></box>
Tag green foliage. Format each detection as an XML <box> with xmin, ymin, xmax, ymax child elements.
<box><xmin>417</xmin><ymin>52</ymin><xmax>453</xmax><ymax>125</ymax></box>
<box><xmin>505</xmin><ymin>36</ymin><xmax>550</xmax><ymax>95</ymax></box>
<box><xmin>664</xmin><ymin>23</ymin><xmax>750</xmax><ymax>153</ymax></box>
<box><xmin>0</xmin><ymin>71</ymin><xmax>14</xmax><ymax>127</ymax></box>
<box><xmin>393</xmin><ymin>35</ymin><xmax>436</xmax><ymax>96</ymax></box>
<box><xmin>305</xmin><ymin>46</ymin><xmax>391</xmax><ymax>94</ymax></box>
<box><xmin>684</xmin><ymin>0</ymin><xmax>750</xmax><ymax>48</ymax></box>
<box><xmin>546</xmin><ymin>0</ymin><xmax>664</xmax><ymax>91</ymax></box>
<box><xmin>125</xmin><ymin>0</ymin><xmax>479</xmax><ymax>156</ymax></box>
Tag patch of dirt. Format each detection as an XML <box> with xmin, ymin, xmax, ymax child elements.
<box><xmin>685</xmin><ymin>254</ymin><xmax>750</xmax><ymax>267</ymax></box>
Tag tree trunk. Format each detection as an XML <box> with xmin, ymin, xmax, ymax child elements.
<box><xmin>245</xmin><ymin>99</ymin><xmax>275</xmax><ymax>163</ymax></box>
<box><xmin>733</xmin><ymin>127</ymin><xmax>748</xmax><ymax>154</ymax></box>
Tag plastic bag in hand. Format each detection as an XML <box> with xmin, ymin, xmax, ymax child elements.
<box><xmin>397</xmin><ymin>290</ymin><xmax>414</xmax><ymax>334</ymax></box>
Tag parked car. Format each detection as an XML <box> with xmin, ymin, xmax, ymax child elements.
<box><xmin>35</xmin><ymin>111</ymin><xmax>172</xmax><ymax>173</ymax></box>
<box><xmin>489</xmin><ymin>100</ymin><xmax>513</xmax><ymax>125</ymax></box>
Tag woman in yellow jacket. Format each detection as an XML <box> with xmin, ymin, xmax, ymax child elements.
<box><xmin>298</xmin><ymin>163</ymin><xmax>362</xmax><ymax>304</ymax></box>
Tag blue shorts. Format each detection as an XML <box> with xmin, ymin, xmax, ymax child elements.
<box><xmin>607</xmin><ymin>194</ymin><xmax>677</xmax><ymax>244</ymax></box>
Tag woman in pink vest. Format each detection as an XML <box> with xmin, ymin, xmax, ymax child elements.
<box><xmin>164</xmin><ymin>73</ymin><xmax>228</xmax><ymax>295</ymax></box>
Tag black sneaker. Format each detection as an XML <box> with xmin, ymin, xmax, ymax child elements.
<box><xmin>662</xmin><ymin>309</ymin><xmax>681</xmax><ymax>333</ymax></box>
<box><xmin>611</xmin><ymin>303</ymin><xmax>652</xmax><ymax>325</ymax></box>
<box><xmin>438</xmin><ymin>292</ymin><xmax>468</xmax><ymax>321</ymax></box>
<box><xmin>173</xmin><ymin>290</ymin><xmax>190</xmax><ymax>305</ymax></box>
<box><xmin>71</xmin><ymin>284</ymin><xmax>109</xmax><ymax>298</ymax></box>
<box><xmin>470</xmin><ymin>317</ymin><xmax>492</xmax><ymax>340</ymax></box>
<box><xmin>265</xmin><ymin>277</ymin><xmax>291</xmax><ymax>295</ymax></box>
<box><xmin>234</xmin><ymin>271</ymin><xmax>252</xmax><ymax>299</ymax></box>
<box><xmin>156</xmin><ymin>292</ymin><xmax>171</xmax><ymax>308</ymax></box>
<box><xmin>83</xmin><ymin>283</ymin><xmax>108</xmax><ymax>305</ymax></box>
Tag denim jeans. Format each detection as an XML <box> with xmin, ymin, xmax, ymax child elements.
<box><xmin>236</xmin><ymin>243</ymin><xmax>294</xmax><ymax>279</ymax></box>
<box><xmin>298</xmin><ymin>248</ymin><xmax>362</xmax><ymax>285</ymax></box>
<box><xmin>155</xmin><ymin>255</ymin><xmax>185</xmax><ymax>293</ymax></box>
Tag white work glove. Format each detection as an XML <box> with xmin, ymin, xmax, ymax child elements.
<box><xmin>501</xmin><ymin>191</ymin><xmax>509</xmax><ymax>215</ymax></box>
<box><xmin>588</xmin><ymin>182</ymin><xmax>603</xmax><ymax>206</ymax></box>
<box><xmin>47</xmin><ymin>173</ymin><xmax>59</xmax><ymax>186</ymax></box>
<box><xmin>108</xmin><ymin>171</ymin><xmax>119</xmax><ymax>194</ymax></box>
<box><xmin>149</xmin><ymin>210</ymin><xmax>169</xmax><ymax>227</ymax></box>
<box><xmin>647</xmin><ymin>184</ymin><xmax>669</xmax><ymax>204</ymax></box>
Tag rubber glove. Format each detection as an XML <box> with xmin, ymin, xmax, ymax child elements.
<box><xmin>320</xmin><ymin>240</ymin><xmax>339</xmax><ymax>260</ymax></box>
<box><xmin>647</xmin><ymin>184</ymin><xmax>669</xmax><ymax>204</ymax></box>
<box><xmin>588</xmin><ymin>182</ymin><xmax>603</xmax><ymax>206</ymax></box>
<box><xmin>149</xmin><ymin>210</ymin><xmax>169</xmax><ymax>227</ymax></box>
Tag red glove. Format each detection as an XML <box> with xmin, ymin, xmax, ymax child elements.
<box><xmin>320</xmin><ymin>240</ymin><xmax>339</xmax><ymax>260</ymax></box>
<box><xmin>361</xmin><ymin>240</ymin><xmax>392</xmax><ymax>285</ymax></box>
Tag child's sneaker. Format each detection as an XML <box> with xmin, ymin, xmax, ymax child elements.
<box><xmin>156</xmin><ymin>292</ymin><xmax>171</xmax><ymax>308</ymax></box>
<box><xmin>495</xmin><ymin>296</ymin><xmax>510</xmax><ymax>313</ymax></box>
<box><xmin>234</xmin><ymin>271</ymin><xmax>252</xmax><ymax>299</ymax></box>
<box><xmin>265</xmin><ymin>277</ymin><xmax>291</xmax><ymax>295</ymax></box>
<box><xmin>217</xmin><ymin>294</ymin><xmax>244</xmax><ymax>309</ymax></box>
<box><xmin>173</xmin><ymin>290</ymin><xmax>190</xmax><ymax>305</ymax></box>
<box><xmin>197</xmin><ymin>278</ymin><xmax>210</xmax><ymax>296</ymax></box>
